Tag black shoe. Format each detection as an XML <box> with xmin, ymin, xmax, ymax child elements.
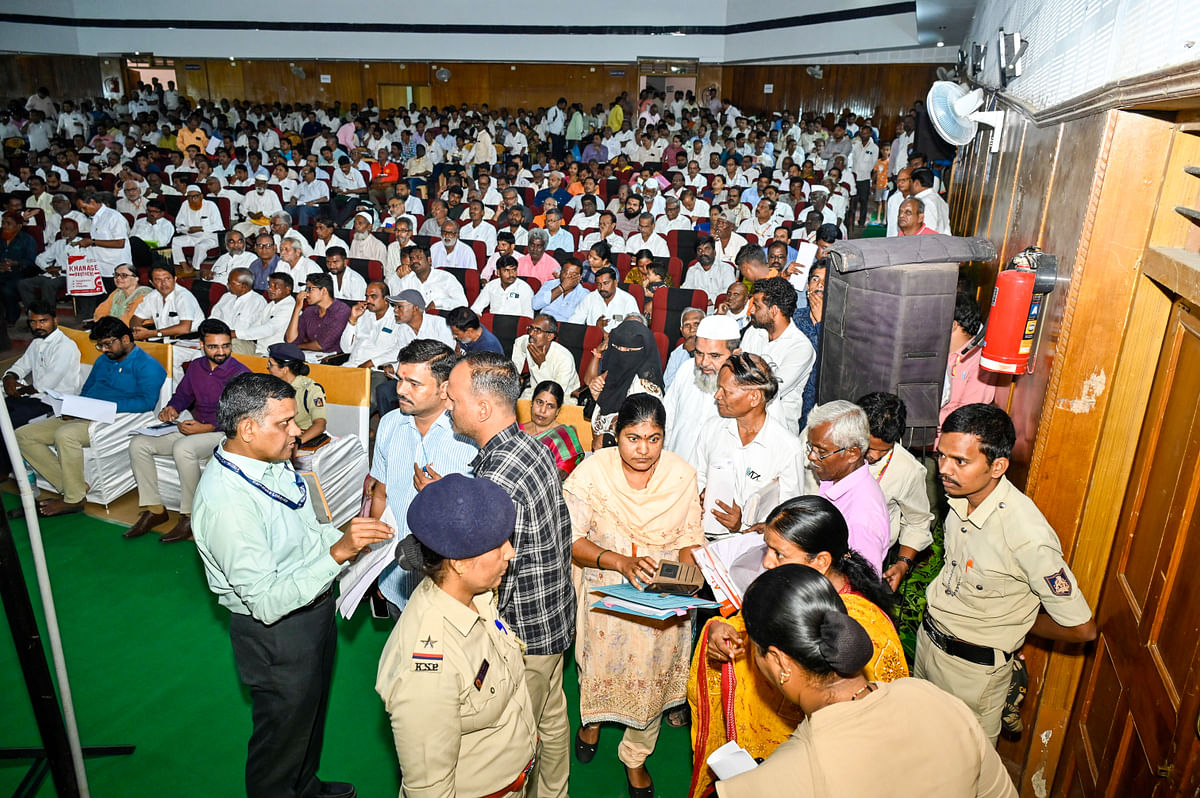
<box><xmin>626</xmin><ymin>766</ymin><xmax>653</xmax><ymax>798</ymax></box>
<box><xmin>574</xmin><ymin>727</ymin><xmax>598</xmax><ymax>763</ymax></box>
<box><xmin>317</xmin><ymin>782</ymin><xmax>356</xmax><ymax>798</ymax></box>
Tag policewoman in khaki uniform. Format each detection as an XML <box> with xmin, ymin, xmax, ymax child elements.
<box><xmin>917</xmin><ymin>404</ymin><xmax>1096</xmax><ymax>742</ymax></box>
<box><xmin>267</xmin><ymin>342</ymin><xmax>328</xmax><ymax>444</ymax></box>
<box><xmin>376</xmin><ymin>474</ymin><xmax>538</xmax><ymax>798</ymax></box>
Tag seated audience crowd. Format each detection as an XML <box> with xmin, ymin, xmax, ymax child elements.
<box><xmin>0</xmin><ymin>82</ymin><xmax>1063</xmax><ymax>798</ymax></box>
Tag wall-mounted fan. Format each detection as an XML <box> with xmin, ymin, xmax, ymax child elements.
<box><xmin>805</xmin><ymin>65</ymin><xmax>823</xmax><ymax>79</ymax></box>
<box><xmin>927</xmin><ymin>80</ymin><xmax>1005</xmax><ymax>152</ymax></box>
<box><xmin>290</xmin><ymin>65</ymin><xmax>306</xmax><ymax>79</ymax></box>
<box><xmin>435</xmin><ymin>67</ymin><xmax>452</xmax><ymax>83</ymax></box>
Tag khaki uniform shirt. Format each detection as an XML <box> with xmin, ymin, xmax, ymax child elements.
<box><xmin>926</xmin><ymin>476</ymin><xmax>1093</xmax><ymax>651</ymax></box>
<box><xmin>290</xmin><ymin>374</ymin><xmax>326</xmax><ymax>432</ymax></box>
<box><xmin>715</xmin><ymin>678</ymin><xmax>1016</xmax><ymax>798</ymax></box>
<box><xmin>376</xmin><ymin>578</ymin><xmax>537</xmax><ymax>798</ymax></box>
<box><xmin>868</xmin><ymin>445</ymin><xmax>934</xmax><ymax>551</ymax></box>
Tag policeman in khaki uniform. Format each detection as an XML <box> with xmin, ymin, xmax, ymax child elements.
<box><xmin>916</xmin><ymin>404</ymin><xmax>1096</xmax><ymax>742</ymax></box>
<box><xmin>376</xmin><ymin>474</ymin><xmax>539</xmax><ymax>798</ymax></box>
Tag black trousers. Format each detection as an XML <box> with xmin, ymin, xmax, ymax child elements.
<box><xmin>852</xmin><ymin>179</ymin><xmax>872</xmax><ymax>226</ymax></box>
<box><xmin>229</xmin><ymin>593</ymin><xmax>336</xmax><ymax>798</ymax></box>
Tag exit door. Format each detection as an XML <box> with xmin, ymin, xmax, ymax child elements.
<box><xmin>1056</xmin><ymin>300</ymin><xmax>1200</xmax><ymax>796</ymax></box>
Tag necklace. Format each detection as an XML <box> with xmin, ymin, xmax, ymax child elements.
<box><xmin>213</xmin><ymin>449</ymin><xmax>307</xmax><ymax>510</ymax></box>
<box><xmin>850</xmin><ymin>683</ymin><xmax>876</xmax><ymax>701</ymax></box>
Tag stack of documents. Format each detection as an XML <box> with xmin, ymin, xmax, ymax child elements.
<box><xmin>41</xmin><ymin>389</ymin><xmax>117</xmax><ymax>424</ymax></box>
<box><xmin>590</xmin><ymin>583</ymin><xmax>719</xmax><ymax>620</ymax></box>
<box><xmin>691</xmin><ymin>533</ymin><xmax>769</xmax><ymax>615</ymax></box>
<box><xmin>335</xmin><ymin>507</ymin><xmax>400</xmax><ymax>620</ymax></box>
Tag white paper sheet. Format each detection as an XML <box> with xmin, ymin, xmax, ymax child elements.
<box><xmin>707</xmin><ymin>740</ymin><xmax>759</xmax><ymax>780</ymax></box>
<box><xmin>336</xmin><ymin>506</ymin><xmax>400</xmax><ymax>620</ymax></box>
<box><xmin>56</xmin><ymin>393</ymin><xmax>117</xmax><ymax>424</ymax></box>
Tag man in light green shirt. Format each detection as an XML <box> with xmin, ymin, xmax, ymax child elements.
<box><xmin>192</xmin><ymin>372</ymin><xmax>391</xmax><ymax>798</ymax></box>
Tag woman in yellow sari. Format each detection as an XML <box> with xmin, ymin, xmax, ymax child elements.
<box><xmin>687</xmin><ymin>495</ymin><xmax>908</xmax><ymax>798</ymax></box>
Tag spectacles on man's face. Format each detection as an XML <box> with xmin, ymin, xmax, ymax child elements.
<box><xmin>528</xmin><ymin>326</ymin><xmax>555</xmax><ymax>337</ymax></box>
<box><xmin>805</xmin><ymin>442</ymin><xmax>846</xmax><ymax>461</ymax></box>
<box><xmin>94</xmin><ymin>337</ymin><xmax>121</xmax><ymax>351</ymax></box>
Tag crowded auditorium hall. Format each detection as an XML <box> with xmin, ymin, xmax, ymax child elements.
<box><xmin>1</xmin><ymin>2</ymin><xmax>1199</xmax><ymax>796</ymax></box>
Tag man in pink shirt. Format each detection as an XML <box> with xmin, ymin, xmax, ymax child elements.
<box><xmin>897</xmin><ymin>197</ymin><xmax>938</xmax><ymax>236</ymax></box>
<box><xmin>940</xmin><ymin>292</ymin><xmax>1003</xmax><ymax>427</ymax></box>
<box><xmin>805</xmin><ymin>400</ymin><xmax>891</xmax><ymax>574</ymax></box>
<box><xmin>517</xmin><ymin>228</ymin><xmax>560</xmax><ymax>284</ymax></box>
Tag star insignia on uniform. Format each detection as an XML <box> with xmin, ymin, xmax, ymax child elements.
<box><xmin>421</xmin><ymin>636</ymin><xmax>437</xmax><ymax>648</ymax></box>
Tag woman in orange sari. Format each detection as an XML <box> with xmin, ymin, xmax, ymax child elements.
<box><xmin>687</xmin><ymin>495</ymin><xmax>908</xmax><ymax>798</ymax></box>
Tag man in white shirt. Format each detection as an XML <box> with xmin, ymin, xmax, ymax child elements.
<box><xmin>276</xmin><ymin>238</ymin><xmax>320</xmax><ymax>292</ymax></box>
<box><xmin>626</xmin><ymin>214</ymin><xmax>669</xmax><ymax>259</ymax></box>
<box><xmin>739</xmin><ymin>277</ymin><xmax>816</xmax><ymax>434</ymax></box>
<box><xmin>117</xmin><ymin>180</ymin><xmax>149</xmax><ymax>218</ymax></box>
<box><xmin>859</xmin><ymin>391</ymin><xmax>935</xmax><ymax>592</ymax></box>
<box><xmin>662</xmin><ymin>315</ymin><xmax>738</xmax><ymax>465</ymax></box>
<box><xmin>19</xmin><ymin>217</ymin><xmax>81</xmax><ymax>307</ymax></box>
<box><xmin>655</xmin><ymin>198</ymin><xmax>692</xmax><ymax>236</ymax></box>
<box><xmin>394</xmin><ymin>244</ymin><xmax>468</xmax><ymax>311</ymax></box>
<box><xmin>511</xmin><ymin>313</ymin><xmax>580</xmax><ymax>402</ymax></box>
<box><xmin>694</xmin><ymin>352</ymin><xmax>804</xmax><ymax>539</ymax></box>
<box><xmin>2</xmin><ymin>302</ymin><xmax>81</xmax><ymax>435</ymax></box>
<box><xmin>471</xmin><ymin>255</ymin><xmax>534</xmax><ymax>318</ymax></box>
<box><xmin>339</xmin><ymin>281</ymin><xmax>401</xmax><ymax>369</ymax></box>
<box><xmin>579</xmin><ymin>211</ymin><xmax>626</xmax><ymax>254</ymax></box>
<box><xmin>270</xmin><ymin>212</ymin><xmax>315</xmax><ymax>258</ymax></box>
<box><xmin>737</xmin><ymin>199</ymin><xmax>785</xmax><ymax>243</ymax></box>
<box><xmin>288</xmin><ymin>167</ymin><xmax>330</xmax><ymax>226</ymax></box>
<box><xmin>386</xmin><ymin>288</ymin><xmax>455</xmax><ymax>349</ymax></box>
<box><xmin>459</xmin><ymin>200</ymin><xmax>498</xmax><ymax>256</ymax></box>
<box><xmin>431</xmin><ymin>220</ymin><xmax>478</xmax><ymax>270</ymax></box>
<box><xmin>385</xmin><ymin>219</ymin><xmax>415</xmax><ymax>288</ymax></box>
<box><xmin>569</xmin><ymin>267</ymin><xmax>639</xmax><ymax>330</ymax></box>
<box><xmin>349</xmin><ymin>211</ymin><xmax>388</xmax><ymax>265</ymax></box>
<box><xmin>131</xmin><ymin>263</ymin><xmax>207</xmax><ymax>340</ymax></box>
<box><xmin>234</xmin><ymin>174</ymin><xmax>284</xmax><ymax>237</ymax></box>
<box><xmin>171</xmin><ymin>185</ymin><xmax>222</xmax><ymax>273</ymax></box>
<box><xmin>311</xmin><ymin>217</ymin><xmax>349</xmax><ymax>257</ymax></box>
<box><xmin>885</xmin><ymin>169</ymin><xmax>915</xmax><ymax>238</ymax></box>
<box><xmin>681</xmin><ymin>236</ymin><xmax>736</xmax><ymax>306</ymax></box>
<box><xmin>211</xmin><ymin>268</ymin><xmax>269</xmax><ymax>331</ymax></box>
<box><xmin>911</xmin><ymin>168</ymin><xmax>950</xmax><ymax>234</ymax></box>
<box><xmin>231</xmin><ymin>272</ymin><xmax>297</xmax><ymax>355</ymax></box>
<box><xmin>204</xmin><ymin>230</ymin><xmax>257</xmax><ymax>284</ymax></box>
<box><xmin>325</xmin><ymin>247</ymin><xmax>368</xmax><ymax>301</ymax></box>
<box><xmin>712</xmin><ymin>216</ymin><xmax>748</xmax><ymax>267</ymax></box>
<box><xmin>571</xmin><ymin>195</ymin><xmax>601</xmax><ymax>233</ymax></box>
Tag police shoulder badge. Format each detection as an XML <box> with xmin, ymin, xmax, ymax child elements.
<box><xmin>1044</xmin><ymin>568</ymin><xmax>1073</xmax><ymax>597</ymax></box>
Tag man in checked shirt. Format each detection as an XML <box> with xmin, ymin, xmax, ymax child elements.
<box><xmin>443</xmin><ymin>351</ymin><xmax>575</xmax><ymax>798</ymax></box>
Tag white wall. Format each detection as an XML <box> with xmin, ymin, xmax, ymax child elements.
<box><xmin>963</xmin><ymin>0</ymin><xmax>1200</xmax><ymax>110</ymax></box>
<box><xmin>0</xmin><ymin>0</ymin><xmax>935</xmax><ymax>65</ymax></box>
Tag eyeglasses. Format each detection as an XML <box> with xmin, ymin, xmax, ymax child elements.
<box><xmin>805</xmin><ymin>443</ymin><xmax>846</xmax><ymax>461</ymax></box>
<box><xmin>114</xmin><ymin>272</ymin><xmax>136</xmax><ymax>279</ymax></box>
<box><xmin>528</xmin><ymin>326</ymin><xmax>555</xmax><ymax>337</ymax></box>
<box><xmin>93</xmin><ymin>337</ymin><xmax>121</xmax><ymax>351</ymax></box>
<box><xmin>256</xmin><ymin>243</ymin><xmax>275</xmax><ymax>249</ymax></box>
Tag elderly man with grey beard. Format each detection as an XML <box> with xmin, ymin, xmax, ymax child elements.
<box><xmin>662</xmin><ymin>314</ymin><xmax>741</xmax><ymax>467</ymax></box>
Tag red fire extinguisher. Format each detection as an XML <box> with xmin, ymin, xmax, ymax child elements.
<box><xmin>980</xmin><ymin>249</ymin><xmax>1057</xmax><ymax>374</ymax></box>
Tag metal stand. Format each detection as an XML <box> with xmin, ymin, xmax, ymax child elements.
<box><xmin>0</xmin><ymin>508</ymin><xmax>133</xmax><ymax>798</ymax></box>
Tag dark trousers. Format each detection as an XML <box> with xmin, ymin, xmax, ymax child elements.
<box><xmin>229</xmin><ymin>593</ymin><xmax>336</xmax><ymax>798</ymax></box>
<box><xmin>73</xmin><ymin>276</ymin><xmax>116</xmax><ymax>321</ymax></box>
<box><xmin>548</xmin><ymin>133</ymin><xmax>566</xmax><ymax>160</ymax></box>
<box><xmin>852</xmin><ymin>179</ymin><xmax>872</xmax><ymax>226</ymax></box>
<box><xmin>374</xmin><ymin>377</ymin><xmax>400</xmax><ymax>417</ymax></box>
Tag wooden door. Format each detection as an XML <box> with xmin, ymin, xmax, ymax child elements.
<box><xmin>1056</xmin><ymin>301</ymin><xmax>1200</xmax><ymax>797</ymax></box>
<box><xmin>379</xmin><ymin>84</ymin><xmax>412</xmax><ymax>109</ymax></box>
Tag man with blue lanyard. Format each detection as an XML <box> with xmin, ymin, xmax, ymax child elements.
<box><xmin>192</xmin><ymin>372</ymin><xmax>393</xmax><ymax>798</ymax></box>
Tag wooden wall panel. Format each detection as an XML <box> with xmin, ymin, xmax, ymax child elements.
<box><xmin>0</xmin><ymin>55</ymin><xmax>104</xmax><ymax>104</ymax></box>
<box><xmin>725</xmin><ymin>64</ymin><xmax>940</xmax><ymax>125</ymax></box>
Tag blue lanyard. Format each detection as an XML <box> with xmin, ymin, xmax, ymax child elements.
<box><xmin>213</xmin><ymin>449</ymin><xmax>307</xmax><ymax>510</ymax></box>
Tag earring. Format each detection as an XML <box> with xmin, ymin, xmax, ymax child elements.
<box><xmin>778</xmin><ymin>668</ymin><xmax>791</xmax><ymax>685</ymax></box>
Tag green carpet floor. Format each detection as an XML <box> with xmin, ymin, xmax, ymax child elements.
<box><xmin>0</xmin><ymin>504</ymin><xmax>693</xmax><ymax>797</ymax></box>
